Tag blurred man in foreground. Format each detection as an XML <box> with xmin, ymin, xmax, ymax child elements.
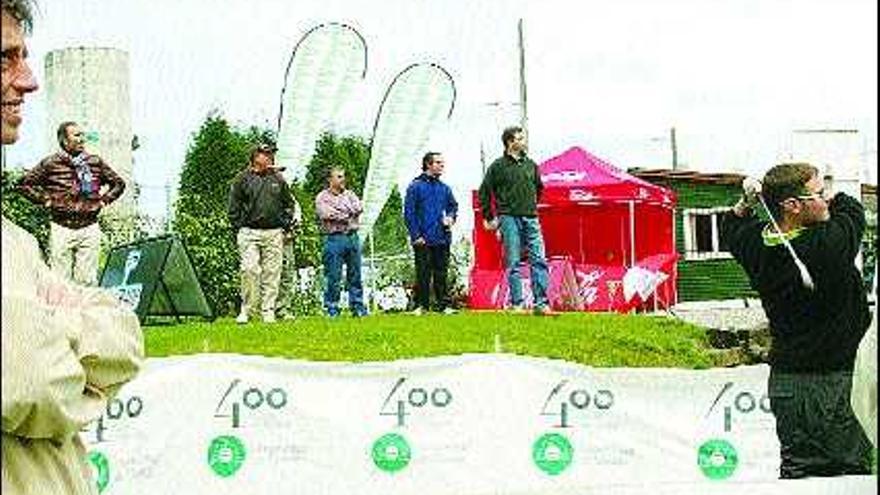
<box><xmin>2</xmin><ymin>2</ymin><xmax>144</xmax><ymax>493</ymax></box>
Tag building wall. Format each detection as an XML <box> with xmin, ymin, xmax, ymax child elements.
<box><xmin>643</xmin><ymin>178</ymin><xmax>756</xmax><ymax>302</ymax></box>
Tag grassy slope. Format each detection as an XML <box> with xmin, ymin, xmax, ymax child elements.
<box><xmin>144</xmin><ymin>311</ymin><xmax>715</xmax><ymax>368</ymax></box>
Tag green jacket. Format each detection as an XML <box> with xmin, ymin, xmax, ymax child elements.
<box><xmin>478</xmin><ymin>153</ymin><xmax>543</xmax><ymax>220</ymax></box>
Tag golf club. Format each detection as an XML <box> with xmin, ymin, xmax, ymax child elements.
<box><xmin>755</xmin><ymin>193</ymin><xmax>816</xmax><ymax>291</ymax></box>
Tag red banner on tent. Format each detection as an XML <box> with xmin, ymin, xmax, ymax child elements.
<box><xmin>468</xmin><ymin>254</ymin><xmax>677</xmax><ymax>313</ymax></box>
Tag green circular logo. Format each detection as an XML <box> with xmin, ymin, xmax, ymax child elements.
<box><xmin>207</xmin><ymin>435</ymin><xmax>247</xmax><ymax>478</ymax></box>
<box><xmin>532</xmin><ymin>433</ymin><xmax>574</xmax><ymax>476</ymax></box>
<box><xmin>697</xmin><ymin>439</ymin><xmax>738</xmax><ymax>480</ymax></box>
<box><xmin>88</xmin><ymin>450</ymin><xmax>110</xmax><ymax>493</ymax></box>
<box><xmin>371</xmin><ymin>433</ymin><xmax>412</xmax><ymax>473</ymax></box>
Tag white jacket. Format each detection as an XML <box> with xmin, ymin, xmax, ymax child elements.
<box><xmin>1</xmin><ymin>217</ymin><xmax>144</xmax><ymax>494</ymax></box>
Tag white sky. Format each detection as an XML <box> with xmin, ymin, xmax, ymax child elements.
<box><xmin>4</xmin><ymin>0</ymin><xmax>877</xmax><ymax>233</ymax></box>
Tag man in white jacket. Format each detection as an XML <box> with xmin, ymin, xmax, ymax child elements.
<box><xmin>1</xmin><ymin>1</ymin><xmax>144</xmax><ymax>493</ymax></box>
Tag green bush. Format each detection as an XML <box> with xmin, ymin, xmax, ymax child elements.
<box><xmin>172</xmin><ymin>118</ymin><xmax>411</xmax><ymax>317</ymax></box>
<box><xmin>172</xmin><ymin>114</ymin><xmax>259</xmax><ymax>316</ymax></box>
<box><xmin>1</xmin><ymin>168</ymin><xmax>50</xmax><ymax>257</ymax></box>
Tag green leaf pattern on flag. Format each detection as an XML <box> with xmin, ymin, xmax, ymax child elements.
<box><xmin>360</xmin><ymin>63</ymin><xmax>455</xmax><ymax>244</ymax></box>
<box><xmin>276</xmin><ymin>24</ymin><xmax>367</xmax><ymax>181</ymax></box>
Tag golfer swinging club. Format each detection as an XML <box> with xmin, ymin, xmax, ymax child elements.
<box><xmin>721</xmin><ymin>162</ymin><xmax>872</xmax><ymax>478</ymax></box>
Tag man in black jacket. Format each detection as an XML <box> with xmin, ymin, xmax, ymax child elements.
<box><xmin>721</xmin><ymin>162</ymin><xmax>872</xmax><ymax>478</ymax></box>
<box><xmin>477</xmin><ymin>126</ymin><xmax>551</xmax><ymax>315</ymax></box>
<box><xmin>228</xmin><ymin>144</ymin><xmax>295</xmax><ymax>324</ymax></box>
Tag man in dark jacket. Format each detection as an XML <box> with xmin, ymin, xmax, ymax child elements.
<box><xmin>228</xmin><ymin>144</ymin><xmax>295</xmax><ymax>324</ymax></box>
<box><xmin>478</xmin><ymin>126</ymin><xmax>551</xmax><ymax>315</ymax></box>
<box><xmin>20</xmin><ymin>121</ymin><xmax>126</xmax><ymax>285</ymax></box>
<box><xmin>720</xmin><ymin>162</ymin><xmax>872</xmax><ymax>479</ymax></box>
<box><xmin>404</xmin><ymin>152</ymin><xmax>459</xmax><ymax>315</ymax></box>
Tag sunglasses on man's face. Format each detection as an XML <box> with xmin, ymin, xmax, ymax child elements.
<box><xmin>794</xmin><ymin>189</ymin><xmax>826</xmax><ymax>202</ymax></box>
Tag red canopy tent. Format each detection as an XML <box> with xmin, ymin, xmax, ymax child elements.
<box><xmin>469</xmin><ymin>146</ymin><xmax>678</xmax><ymax>312</ymax></box>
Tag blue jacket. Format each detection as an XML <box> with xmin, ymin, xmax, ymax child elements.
<box><xmin>404</xmin><ymin>173</ymin><xmax>458</xmax><ymax>246</ymax></box>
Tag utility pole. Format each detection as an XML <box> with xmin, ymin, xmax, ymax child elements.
<box><xmin>670</xmin><ymin>126</ymin><xmax>678</xmax><ymax>170</ymax></box>
<box><xmin>164</xmin><ymin>179</ymin><xmax>173</xmax><ymax>233</ymax></box>
<box><xmin>518</xmin><ymin>18</ymin><xmax>528</xmax><ymax>137</ymax></box>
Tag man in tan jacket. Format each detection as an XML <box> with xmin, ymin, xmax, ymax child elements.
<box><xmin>1</xmin><ymin>1</ymin><xmax>144</xmax><ymax>493</ymax></box>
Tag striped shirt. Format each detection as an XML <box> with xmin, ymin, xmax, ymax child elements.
<box><xmin>315</xmin><ymin>188</ymin><xmax>362</xmax><ymax>234</ymax></box>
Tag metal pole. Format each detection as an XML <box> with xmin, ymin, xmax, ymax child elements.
<box><xmin>518</xmin><ymin>18</ymin><xmax>528</xmax><ymax>136</ymax></box>
<box><xmin>370</xmin><ymin>229</ymin><xmax>376</xmax><ymax>312</ymax></box>
<box><xmin>629</xmin><ymin>201</ymin><xmax>636</xmax><ymax>268</ymax></box>
<box><xmin>670</xmin><ymin>127</ymin><xmax>678</xmax><ymax>170</ymax></box>
<box><xmin>672</xmin><ymin>207</ymin><xmax>678</xmax><ymax>306</ymax></box>
<box><xmin>480</xmin><ymin>141</ymin><xmax>487</xmax><ymax>177</ymax></box>
<box><xmin>165</xmin><ymin>179</ymin><xmax>172</xmax><ymax>233</ymax></box>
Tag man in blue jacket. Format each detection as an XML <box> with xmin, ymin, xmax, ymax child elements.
<box><xmin>404</xmin><ymin>152</ymin><xmax>459</xmax><ymax>315</ymax></box>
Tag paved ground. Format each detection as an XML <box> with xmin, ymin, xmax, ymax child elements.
<box><xmin>671</xmin><ymin>306</ymin><xmax>768</xmax><ymax>331</ymax></box>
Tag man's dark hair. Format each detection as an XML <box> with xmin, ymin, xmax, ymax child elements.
<box><xmin>249</xmin><ymin>142</ymin><xmax>276</xmax><ymax>163</ymax></box>
<box><xmin>56</xmin><ymin>121</ymin><xmax>77</xmax><ymax>148</ymax></box>
<box><xmin>501</xmin><ymin>126</ymin><xmax>523</xmax><ymax>149</ymax></box>
<box><xmin>422</xmin><ymin>152</ymin><xmax>441</xmax><ymax>171</ymax></box>
<box><xmin>2</xmin><ymin>0</ymin><xmax>35</xmax><ymax>34</ymax></box>
<box><xmin>762</xmin><ymin>162</ymin><xmax>818</xmax><ymax>221</ymax></box>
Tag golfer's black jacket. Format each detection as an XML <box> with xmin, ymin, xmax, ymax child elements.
<box><xmin>720</xmin><ymin>193</ymin><xmax>870</xmax><ymax>372</ymax></box>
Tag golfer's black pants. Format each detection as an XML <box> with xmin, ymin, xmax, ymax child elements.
<box><xmin>768</xmin><ymin>369</ymin><xmax>873</xmax><ymax>479</ymax></box>
<box><xmin>414</xmin><ymin>244</ymin><xmax>450</xmax><ymax>311</ymax></box>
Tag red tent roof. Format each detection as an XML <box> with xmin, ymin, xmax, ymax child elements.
<box><xmin>539</xmin><ymin>146</ymin><xmax>675</xmax><ymax>205</ymax></box>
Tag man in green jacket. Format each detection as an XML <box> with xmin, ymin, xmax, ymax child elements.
<box><xmin>478</xmin><ymin>126</ymin><xmax>552</xmax><ymax>315</ymax></box>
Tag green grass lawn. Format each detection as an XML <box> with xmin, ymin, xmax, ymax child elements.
<box><xmin>144</xmin><ymin>311</ymin><xmax>716</xmax><ymax>368</ymax></box>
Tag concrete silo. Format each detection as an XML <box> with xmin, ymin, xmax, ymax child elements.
<box><xmin>44</xmin><ymin>47</ymin><xmax>136</xmax><ymax>239</ymax></box>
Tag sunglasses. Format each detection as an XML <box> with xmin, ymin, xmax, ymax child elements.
<box><xmin>256</xmin><ymin>144</ymin><xmax>276</xmax><ymax>153</ymax></box>
<box><xmin>794</xmin><ymin>189</ymin><xmax>826</xmax><ymax>202</ymax></box>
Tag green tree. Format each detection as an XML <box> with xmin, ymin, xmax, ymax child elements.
<box><xmin>1</xmin><ymin>168</ymin><xmax>51</xmax><ymax>257</ymax></box>
<box><xmin>172</xmin><ymin>113</ymin><xmax>267</xmax><ymax>316</ymax></box>
<box><xmin>303</xmin><ymin>132</ymin><xmax>408</xmax><ymax>255</ymax></box>
<box><xmin>173</xmin><ymin>122</ymin><xmax>410</xmax><ymax>317</ymax></box>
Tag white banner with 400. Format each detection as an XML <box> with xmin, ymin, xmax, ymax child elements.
<box><xmin>80</xmin><ymin>354</ymin><xmax>876</xmax><ymax>495</ymax></box>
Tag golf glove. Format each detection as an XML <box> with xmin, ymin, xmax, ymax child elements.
<box><xmin>742</xmin><ymin>176</ymin><xmax>762</xmax><ymax>202</ymax></box>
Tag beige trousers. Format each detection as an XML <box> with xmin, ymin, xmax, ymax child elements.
<box><xmin>49</xmin><ymin>222</ymin><xmax>101</xmax><ymax>286</ymax></box>
<box><xmin>237</xmin><ymin>227</ymin><xmax>284</xmax><ymax>318</ymax></box>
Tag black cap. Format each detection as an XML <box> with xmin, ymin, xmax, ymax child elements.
<box><xmin>255</xmin><ymin>143</ymin><xmax>277</xmax><ymax>154</ymax></box>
